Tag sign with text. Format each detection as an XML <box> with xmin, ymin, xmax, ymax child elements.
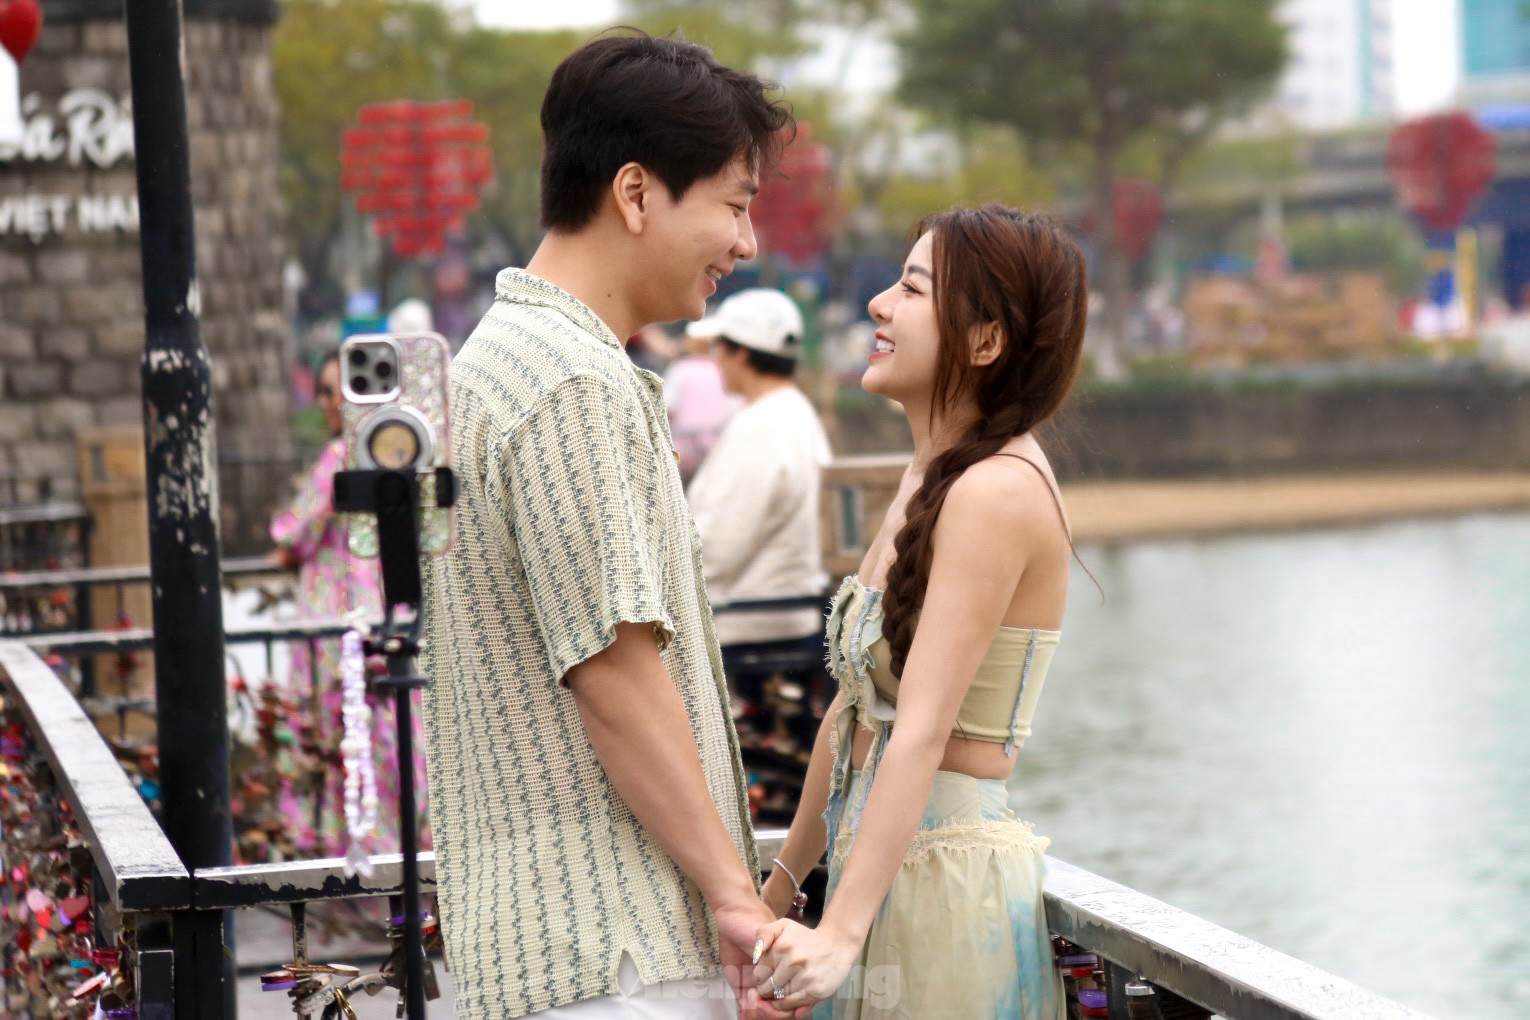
<box><xmin>0</xmin><ymin>88</ymin><xmax>139</xmax><ymax>239</ymax></box>
<box><xmin>0</xmin><ymin>88</ymin><xmax>135</xmax><ymax>167</ymax></box>
<box><xmin>0</xmin><ymin>192</ymin><xmax>137</xmax><ymax>237</ymax></box>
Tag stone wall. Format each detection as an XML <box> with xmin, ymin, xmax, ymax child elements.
<box><xmin>1053</xmin><ymin>378</ymin><xmax>1530</xmax><ymax>480</ymax></box>
<box><xmin>0</xmin><ymin>1</ymin><xmax>288</xmax><ymax>551</ymax></box>
<box><xmin>838</xmin><ymin>377</ymin><xmax>1530</xmax><ymax>479</ymax></box>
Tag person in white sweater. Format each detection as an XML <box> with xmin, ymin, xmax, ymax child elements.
<box><xmin>686</xmin><ymin>289</ymin><xmax>833</xmax><ymax>738</ymax></box>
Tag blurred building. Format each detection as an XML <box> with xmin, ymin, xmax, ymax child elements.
<box><xmin>0</xmin><ymin>1</ymin><xmax>289</xmax><ymax>548</ymax></box>
<box><xmin>1460</xmin><ymin>0</ymin><xmax>1530</xmax><ymax>106</ymax></box>
<box><xmin>1268</xmin><ymin>0</ymin><xmax>1395</xmax><ymax>129</ymax></box>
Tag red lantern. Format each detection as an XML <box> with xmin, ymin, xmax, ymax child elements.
<box><xmin>751</xmin><ymin>123</ymin><xmax>837</xmax><ymax>265</ymax></box>
<box><xmin>1387</xmin><ymin>112</ymin><xmax>1496</xmax><ymax>233</ymax></box>
<box><xmin>1113</xmin><ymin>178</ymin><xmax>1164</xmax><ymax>263</ymax></box>
<box><xmin>339</xmin><ymin>99</ymin><xmax>494</xmax><ymax>259</ymax></box>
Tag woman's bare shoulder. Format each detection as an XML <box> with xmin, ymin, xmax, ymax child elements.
<box><xmin>940</xmin><ymin>449</ymin><xmax>1067</xmax><ymax>545</ymax></box>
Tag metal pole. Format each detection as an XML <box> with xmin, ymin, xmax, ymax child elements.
<box><xmin>123</xmin><ymin>1</ymin><xmax>235</xmax><ymax>1016</ymax></box>
<box><xmin>390</xmin><ymin>656</ymin><xmax>427</xmax><ymax>1019</ymax></box>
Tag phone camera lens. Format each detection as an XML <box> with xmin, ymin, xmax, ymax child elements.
<box><xmin>349</xmin><ymin>349</ymin><xmax>369</xmax><ymax>367</ymax></box>
<box><xmin>375</xmin><ymin>362</ymin><xmax>393</xmax><ymax>379</ymax></box>
<box><xmin>351</xmin><ymin>376</ymin><xmax>369</xmax><ymax>393</ymax></box>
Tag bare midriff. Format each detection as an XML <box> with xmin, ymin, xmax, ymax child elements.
<box><xmin>850</xmin><ymin>724</ymin><xmax>1016</xmax><ymax>781</ymax></box>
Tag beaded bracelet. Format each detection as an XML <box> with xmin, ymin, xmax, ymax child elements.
<box><xmin>772</xmin><ymin>857</ymin><xmax>809</xmax><ymax>917</ymax></box>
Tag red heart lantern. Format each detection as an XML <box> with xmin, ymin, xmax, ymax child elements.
<box><xmin>751</xmin><ymin>122</ymin><xmax>836</xmax><ymax>265</ymax></box>
<box><xmin>1387</xmin><ymin>112</ymin><xmax>1496</xmax><ymax>233</ymax></box>
<box><xmin>0</xmin><ymin>0</ymin><xmax>42</xmax><ymax>65</ymax></box>
<box><xmin>340</xmin><ymin>98</ymin><xmax>494</xmax><ymax>259</ymax></box>
<box><xmin>1112</xmin><ymin>178</ymin><xmax>1165</xmax><ymax>263</ymax></box>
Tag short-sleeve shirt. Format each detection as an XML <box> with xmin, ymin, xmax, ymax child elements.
<box><xmin>421</xmin><ymin>269</ymin><xmax>756</xmax><ymax>1019</ymax></box>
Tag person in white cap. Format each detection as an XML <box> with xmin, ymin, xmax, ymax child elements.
<box><xmin>686</xmin><ymin>288</ymin><xmax>833</xmax><ymax>733</ymax></box>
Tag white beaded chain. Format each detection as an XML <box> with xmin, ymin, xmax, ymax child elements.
<box><xmin>340</xmin><ymin>627</ymin><xmax>379</xmax><ymax>877</ymax></box>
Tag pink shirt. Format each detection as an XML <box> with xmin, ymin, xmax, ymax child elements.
<box><xmin>661</xmin><ymin>355</ymin><xmax>736</xmax><ymax>480</ymax></box>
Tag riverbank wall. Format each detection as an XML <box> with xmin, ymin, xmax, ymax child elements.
<box><xmin>836</xmin><ymin>376</ymin><xmax>1530</xmax><ymax>481</ymax></box>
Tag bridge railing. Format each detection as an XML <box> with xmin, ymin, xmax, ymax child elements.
<box><xmin>0</xmin><ymin>632</ymin><xmax>1434</xmax><ymax>1019</ymax></box>
<box><xmin>0</xmin><ymin>555</ymin><xmax>286</xmax><ymax>639</ymax></box>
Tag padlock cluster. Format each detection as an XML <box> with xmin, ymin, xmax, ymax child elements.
<box><xmin>1051</xmin><ymin>936</ymin><xmax>1203</xmax><ymax>1020</ymax></box>
<box><xmin>0</xmin><ymin>697</ymin><xmax>135</xmax><ymax>1019</ymax></box>
<box><xmin>261</xmin><ymin>905</ymin><xmax>445</xmax><ymax>1018</ymax></box>
<box><xmin>103</xmin><ymin>673</ymin><xmax>328</xmax><ymax>869</ymax></box>
<box><xmin>227</xmin><ymin>674</ymin><xmax>327</xmax><ymax>865</ymax></box>
<box><xmin>0</xmin><ymin>587</ymin><xmax>73</xmax><ymax>635</ymax></box>
<box><xmin>1053</xmin><ymin>937</ymin><xmax>1111</xmax><ymax>1019</ymax></box>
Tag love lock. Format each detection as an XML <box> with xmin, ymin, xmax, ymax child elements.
<box><xmin>321</xmin><ymin>989</ymin><xmax>359</xmax><ymax>1020</ymax></box>
<box><xmin>344</xmin><ymin>971</ymin><xmax>390</xmax><ymax>998</ymax></box>
<box><xmin>293</xmin><ymin>976</ymin><xmax>337</xmax><ymax>1017</ymax></box>
<box><xmin>293</xmin><ymin>978</ymin><xmax>360</xmax><ymax>1020</ymax></box>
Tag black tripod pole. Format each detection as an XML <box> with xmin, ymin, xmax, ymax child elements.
<box><xmin>384</xmin><ymin>642</ymin><xmax>427</xmax><ymax>1020</ymax></box>
<box><xmin>334</xmin><ymin>466</ymin><xmax>451</xmax><ymax>1020</ymax></box>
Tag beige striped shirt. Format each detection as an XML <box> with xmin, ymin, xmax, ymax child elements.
<box><xmin>421</xmin><ymin>269</ymin><xmax>756</xmax><ymax>1018</ymax></box>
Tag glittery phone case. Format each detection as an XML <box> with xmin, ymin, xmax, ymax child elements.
<box><xmin>340</xmin><ymin>332</ymin><xmax>453</xmax><ymax>558</ymax></box>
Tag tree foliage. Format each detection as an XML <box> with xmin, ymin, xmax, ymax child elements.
<box><xmin>899</xmin><ymin>0</ymin><xmax>1285</xmax><ymax>156</ymax></box>
<box><xmin>872</xmin><ymin>125</ymin><xmax>1055</xmax><ymax>241</ymax></box>
<box><xmin>273</xmin><ymin>0</ymin><xmax>583</xmax><ymax>299</ymax></box>
<box><xmin>619</xmin><ymin>0</ymin><xmax>808</xmax><ymax>68</ymax></box>
<box><xmin>1286</xmin><ymin>213</ymin><xmax>1425</xmax><ymax>295</ymax></box>
<box><xmin>896</xmin><ymin>0</ymin><xmax>1287</xmax><ymax>374</ymax></box>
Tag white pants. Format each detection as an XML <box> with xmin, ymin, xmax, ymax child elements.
<box><xmin>528</xmin><ymin>953</ymin><xmax>737</xmax><ymax>1018</ymax></box>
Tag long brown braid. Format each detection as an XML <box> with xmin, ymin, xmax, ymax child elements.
<box><xmin>880</xmin><ymin>205</ymin><xmax>1089</xmax><ymax>679</ymax></box>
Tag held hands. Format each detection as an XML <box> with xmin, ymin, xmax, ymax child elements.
<box><xmin>750</xmin><ymin>917</ymin><xmax>862</xmax><ymax>1017</ymax></box>
<box><xmin>711</xmin><ymin>898</ymin><xmax>796</xmax><ymax>1020</ymax></box>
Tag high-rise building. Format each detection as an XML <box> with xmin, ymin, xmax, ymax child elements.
<box><xmin>1268</xmin><ymin>0</ymin><xmax>1395</xmax><ymax>128</ymax></box>
<box><xmin>1460</xmin><ymin>0</ymin><xmax>1530</xmax><ymax>105</ymax></box>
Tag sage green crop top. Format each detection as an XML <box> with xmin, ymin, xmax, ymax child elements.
<box><xmin>824</xmin><ymin>575</ymin><xmax>1060</xmax><ymax>754</ymax></box>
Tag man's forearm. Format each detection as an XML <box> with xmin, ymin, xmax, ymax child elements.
<box><xmin>569</xmin><ymin>622</ymin><xmax>758</xmax><ymax>911</ymax></box>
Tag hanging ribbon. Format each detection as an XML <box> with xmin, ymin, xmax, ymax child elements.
<box><xmin>340</xmin><ymin>627</ymin><xmax>378</xmax><ymax>877</ymax></box>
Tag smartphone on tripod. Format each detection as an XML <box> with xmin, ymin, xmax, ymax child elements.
<box><xmin>338</xmin><ymin>332</ymin><xmax>454</xmax><ymax>558</ymax></box>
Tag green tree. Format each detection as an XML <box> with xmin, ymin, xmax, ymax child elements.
<box><xmin>441</xmin><ymin>25</ymin><xmax>588</xmax><ymax>265</ymax></box>
<box><xmin>620</xmin><ymin>0</ymin><xmax>808</xmax><ymax>67</ymax></box>
<box><xmin>872</xmin><ymin>125</ymin><xmax>1054</xmax><ymax>242</ymax></box>
<box><xmin>274</xmin><ymin>0</ymin><xmax>581</xmax><ymax>307</ymax></box>
<box><xmin>621</xmin><ymin>0</ymin><xmax>914</xmax><ymax>300</ymax></box>
<box><xmin>1286</xmin><ymin>213</ymin><xmax>1425</xmax><ymax>295</ymax></box>
<box><xmin>275</xmin><ymin>0</ymin><xmax>454</xmax><ymax>301</ymax></box>
<box><xmin>898</xmin><ymin>0</ymin><xmax>1286</xmax><ymax>378</ymax></box>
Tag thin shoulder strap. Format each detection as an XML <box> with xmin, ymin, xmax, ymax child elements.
<box><xmin>991</xmin><ymin>453</ymin><xmax>1071</xmax><ymax>541</ymax></box>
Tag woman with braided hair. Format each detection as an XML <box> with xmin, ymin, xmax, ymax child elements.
<box><xmin>750</xmin><ymin>204</ymin><xmax>1086</xmax><ymax>1019</ymax></box>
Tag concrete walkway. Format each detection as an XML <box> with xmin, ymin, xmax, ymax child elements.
<box><xmin>1063</xmin><ymin>471</ymin><xmax>1530</xmax><ymax>542</ymax></box>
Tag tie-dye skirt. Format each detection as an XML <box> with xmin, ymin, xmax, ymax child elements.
<box><xmin>813</xmin><ymin>769</ymin><xmax>1065</xmax><ymax>1020</ymax></box>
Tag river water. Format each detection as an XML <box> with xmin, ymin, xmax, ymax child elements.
<box><xmin>1010</xmin><ymin>512</ymin><xmax>1530</xmax><ymax>1019</ymax></box>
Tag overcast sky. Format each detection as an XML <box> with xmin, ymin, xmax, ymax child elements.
<box><xmin>472</xmin><ymin>0</ymin><xmax>1462</xmax><ymax>115</ymax></box>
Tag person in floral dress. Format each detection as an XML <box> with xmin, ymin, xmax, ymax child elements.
<box><xmin>269</xmin><ymin>350</ymin><xmax>430</xmax><ymax>858</ymax></box>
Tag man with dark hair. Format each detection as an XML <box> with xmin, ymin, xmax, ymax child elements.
<box><xmin>685</xmin><ymin>290</ymin><xmax>833</xmax><ymax>729</ymax></box>
<box><xmin>422</xmin><ymin>32</ymin><xmax>795</xmax><ymax>1020</ymax></box>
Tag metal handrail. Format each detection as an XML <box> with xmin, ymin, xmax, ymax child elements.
<box><xmin>0</xmin><ymin>635</ymin><xmax>1437</xmax><ymax>1017</ymax></box>
<box><xmin>19</xmin><ymin>618</ymin><xmax>354</xmax><ymax>656</ymax></box>
<box><xmin>191</xmin><ymin>842</ymin><xmax>1432</xmax><ymax>1018</ymax></box>
<box><xmin>710</xmin><ymin>593</ymin><xmax>828</xmax><ymax>612</ymax></box>
<box><xmin>0</xmin><ymin>640</ymin><xmax>189</xmax><ymax>912</ymax></box>
<box><xmin>0</xmin><ymin>501</ymin><xmax>90</xmax><ymax>528</ymax></box>
<box><xmin>190</xmin><ymin>831</ymin><xmax>790</xmax><ymax>911</ymax></box>
<box><xmin>0</xmin><ymin>556</ymin><xmax>283</xmax><ymax>593</ymax></box>
<box><xmin>1042</xmin><ymin>857</ymin><xmax>1432</xmax><ymax>1019</ymax></box>
<box><xmin>18</xmin><ymin>597</ymin><xmax>826</xmax><ymax>656</ymax></box>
